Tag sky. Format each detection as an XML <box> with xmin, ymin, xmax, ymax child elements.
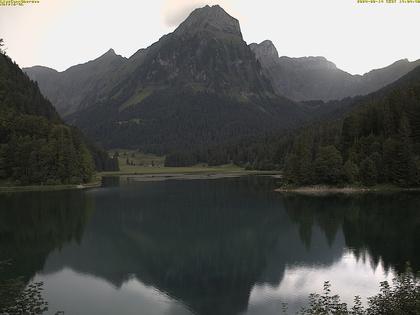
<box><xmin>1</xmin><ymin>0</ymin><xmax>420</xmax><ymax>74</ymax></box>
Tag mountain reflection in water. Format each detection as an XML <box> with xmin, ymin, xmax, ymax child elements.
<box><xmin>0</xmin><ymin>176</ymin><xmax>419</xmax><ymax>315</ymax></box>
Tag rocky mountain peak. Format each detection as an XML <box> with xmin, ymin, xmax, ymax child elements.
<box><xmin>98</xmin><ymin>48</ymin><xmax>117</xmax><ymax>59</ymax></box>
<box><xmin>249</xmin><ymin>40</ymin><xmax>279</xmax><ymax>62</ymax></box>
<box><xmin>174</xmin><ymin>5</ymin><xmax>242</xmax><ymax>38</ymax></box>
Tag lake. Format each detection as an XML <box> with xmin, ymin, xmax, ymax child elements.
<box><xmin>0</xmin><ymin>176</ymin><xmax>419</xmax><ymax>315</ymax></box>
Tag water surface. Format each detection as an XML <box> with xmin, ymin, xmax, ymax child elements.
<box><xmin>0</xmin><ymin>176</ymin><xmax>419</xmax><ymax>314</ymax></box>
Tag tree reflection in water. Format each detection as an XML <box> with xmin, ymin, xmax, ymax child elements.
<box><xmin>0</xmin><ymin>177</ymin><xmax>418</xmax><ymax>315</ymax></box>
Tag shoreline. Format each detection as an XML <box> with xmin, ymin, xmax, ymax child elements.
<box><xmin>102</xmin><ymin>170</ymin><xmax>280</xmax><ymax>182</ymax></box>
<box><xmin>0</xmin><ymin>180</ymin><xmax>102</xmax><ymax>194</ymax></box>
<box><xmin>100</xmin><ymin>170</ymin><xmax>278</xmax><ymax>177</ymax></box>
<box><xmin>114</xmin><ymin>171</ymin><xmax>275</xmax><ymax>182</ymax></box>
<box><xmin>0</xmin><ymin>170</ymin><xmax>281</xmax><ymax>192</ymax></box>
<box><xmin>275</xmin><ymin>185</ymin><xmax>420</xmax><ymax>195</ymax></box>
<box><xmin>99</xmin><ymin>167</ymin><xmax>279</xmax><ymax>177</ymax></box>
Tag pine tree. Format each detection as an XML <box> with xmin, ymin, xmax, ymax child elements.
<box><xmin>343</xmin><ymin>160</ymin><xmax>359</xmax><ymax>184</ymax></box>
<box><xmin>369</xmin><ymin>152</ymin><xmax>383</xmax><ymax>183</ymax></box>
<box><xmin>360</xmin><ymin>157</ymin><xmax>377</xmax><ymax>187</ymax></box>
<box><xmin>341</xmin><ymin>116</ymin><xmax>358</xmax><ymax>160</ymax></box>
<box><xmin>313</xmin><ymin>146</ymin><xmax>343</xmax><ymax>185</ymax></box>
<box><xmin>384</xmin><ymin>115</ymin><xmax>417</xmax><ymax>187</ymax></box>
<box><xmin>0</xmin><ymin>144</ymin><xmax>7</xmax><ymax>179</ymax></box>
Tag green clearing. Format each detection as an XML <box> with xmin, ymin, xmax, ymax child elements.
<box><xmin>119</xmin><ymin>88</ymin><xmax>153</xmax><ymax>112</ymax></box>
<box><xmin>102</xmin><ymin>150</ymin><xmax>266</xmax><ymax>176</ymax></box>
<box><xmin>100</xmin><ymin>164</ymin><xmax>249</xmax><ymax>176</ymax></box>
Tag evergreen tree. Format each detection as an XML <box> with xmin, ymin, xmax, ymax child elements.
<box><xmin>313</xmin><ymin>146</ymin><xmax>343</xmax><ymax>185</ymax></box>
<box><xmin>360</xmin><ymin>157</ymin><xmax>377</xmax><ymax>186</ymax></box>
<box><xmin>284</xmin><ymin>153</ymin><xmax>300</xmax><ymax>184</ymax></box>
<box><xmin>284</xmin><ymin>131</ymin><xmax>314</xmax><ymax>184</ymax></box>
<box><xmin>341</xmin><ymin>116</ymin><xmax>358</xmax><ymax>160</ymax></box>
<box><xmin>369</xmin><ymin>152</ymin><xmax>383</xmax><ymax>183</ymax></box>
<box><xmin>343</xmin><ymin>160</ymin><xmax>359</xmax><ymax>184</ymax></box>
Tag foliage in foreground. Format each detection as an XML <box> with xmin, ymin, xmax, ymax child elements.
<box><xmin>0</xmin><ymin>261</ymin><xmax>48</xmax><ymax>315</ymax></box>
<box><xmin>297</xmin><ymin>269</ymin><xmax>420</xmax><ymax>315</ymax></box>
<box><xmin>0</xmin><ymin>281</ymin><xmax>48</xmax><ymax>315</ymax></box>
<box><xmin>1</xmin><ymin>259</ymin><xmax>419</xmax><ymax>315</ymax></box>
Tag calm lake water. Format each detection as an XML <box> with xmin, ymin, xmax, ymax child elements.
<box><xmin>0</xmin><ymin>176</ymin><xmax>419</xmax><ymax>315</ymax></box>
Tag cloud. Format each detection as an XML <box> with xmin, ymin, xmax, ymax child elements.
<box><xmin>161</xmin><ymin>0</ymin><xmax>231</xmax><ymax>27</ymax></box>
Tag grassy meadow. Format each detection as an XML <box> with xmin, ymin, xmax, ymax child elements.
<box><xmin>101</xmin><ymin>150</ymin><xmax>253</xmax><ymax>176</ymax></box>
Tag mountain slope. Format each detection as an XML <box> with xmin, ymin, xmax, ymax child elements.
<box><xmin>174</xmin><ymin>63</ymin><xmax>420</xmax><ymax>174</ymax></box>
<box><xmin>47</xmin><ymin>5</ymin><xmax>308</xmax><ymax>153</ymax></box>
<box><xmin>250</xmin><ymin>40</ymin><xmax>420</xmax><ymax>102</ymax></box>
<box><xmin>0</xmin><ymin>53</ymin><xmax>117</xmax><ymax>185</ymax></box>
<box><xmin>281</xmin><ymin>64</ymin><xmax>420</xmax><ymax>187</ymax></box>
<box><xmin>25</xmin><ymin>49</ymin><xmax>127</xmax><ymax>117</ymax></box>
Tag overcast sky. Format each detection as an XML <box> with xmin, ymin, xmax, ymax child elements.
<box><xmin>1</xmin><ymin>0</ymin><xmax>419</xmax><ymax>74</ymax></box>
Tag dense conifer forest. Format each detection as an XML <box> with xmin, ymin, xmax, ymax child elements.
<box><xmin>0</xmin><ymin>50</ymin><xmax>118</xmax><ymax>185</ymax></box>
<box><xmin>281</xmin><ymin>65</ymin><xmax>420</xmax><ymax>187</ymax></box>
<box><xmin>167</xmin><ymin>65</ymin><xmax>420</xmax><ymax>188</ymax></box>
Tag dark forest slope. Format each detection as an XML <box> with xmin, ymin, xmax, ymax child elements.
<box><xmin>276</xmin><ymin>65</ymin><xmax>420</xmax><ymax>187</ymax></box>
<box><xmin>0</xmin><ymin>53</ymin><xmax>117</xmax><ymax>185</ymax></box>
<box><xmin>174</xmin><ymin>64</ymin><xmax>420</xmax><ymax>188</ymax></box>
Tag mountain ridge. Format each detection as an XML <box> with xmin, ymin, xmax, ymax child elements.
<box><xmin>21</xmin><ymin>5</ymin><xmax>420</xmax><ymax>155</ymax></box>
<box><xmin>61</xmin><ymin>5</ymin><xmax>305</xmax><ymax>152</ymax></box>
<box><xmin>250</xmin><ymin>40</ymin><xmax>420</xmax><ymax>101</ymax></box>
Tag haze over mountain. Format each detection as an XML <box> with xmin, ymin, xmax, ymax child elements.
<box><xmin>26</xmin><ymin>5</ymin><xmax>308</xmax><ymax>152</ymax></box>
<box><xmin>250</xmin><ymin>40</ymin><xmax>420</xmax><ymax>102</ymax></box>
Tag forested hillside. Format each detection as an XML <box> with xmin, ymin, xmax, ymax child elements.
<box><xmin>0</xmin><ymin>52</ymin><xmax>117</xmax><ymax>185</ymax></box>
<box><xmin>25</xmin><ymin>49</ymin><xmax>126</xmax><ymax>117</ymax></box>
<box><xmin>282</xmin><ymin>65</ymin><xmax>420</xmax><ymax>187</ymax></box>
<box><xmin>167</xmin><ymin>65</ymin><xmax>420</xmax><ymax>188</ymax></box>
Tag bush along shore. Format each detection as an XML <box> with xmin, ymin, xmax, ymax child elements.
<box><xmin>296</xmin><ymin>268</ymin><xmax>420</xmax><ymax>315</ymax></box>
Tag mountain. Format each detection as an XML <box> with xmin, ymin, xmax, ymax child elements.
<box><xmin>25</xmin><ymin>49</ymin><xmax>126</xmax><ymax>117</ymax></box>
<box><xmin>174</xmin><ymin>62</ymin><xmax>420</xmax><ymax>177</ymax></box>
<box><xmin>250</xmin><ymin>40</ymin><xmax>420</xmax><ymax>102</ymax></box>
<box><xmin>24</xmin><ymin>5</ymin><xmax>420</xmax><ymax>156</ymax></box>
<box><xmin>0</xmin><ymin>53</ymin><xmax>118</xmax><ymax>185</ymax></box>
<box><xmin>28</xmin><ymin>5</ymin><xmax>309</xmax><ymax>153</ymax></box>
